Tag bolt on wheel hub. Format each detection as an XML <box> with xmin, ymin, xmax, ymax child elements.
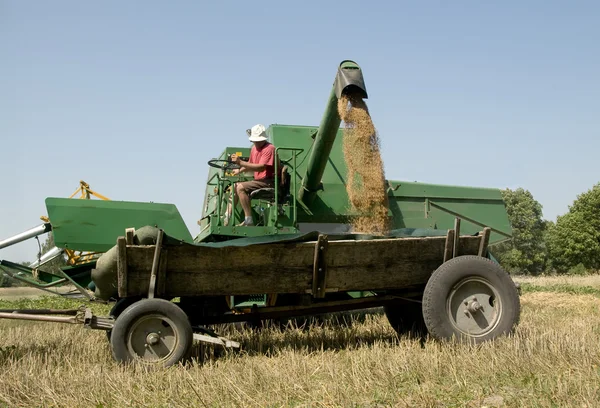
<box><xmin>126</xmin><ymin>314</ymin><xmax>179</xmax><ymax>362</ymax></box>
<box><xmin>146</xmin><ymin>332</ymin><xmax>160</xmax><ymax>345</ymax></box>
<box><xmin>448</xmin><ymin>277</ymin><xmax>503</xmax><ymax>337</ymax></box>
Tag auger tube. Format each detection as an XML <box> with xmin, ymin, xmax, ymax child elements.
<box><xmin>298</xmin><ymin>60</ymin><xmax>368</xmax><ymax>206</ymax></box>
<box><xmin>0</xmin><ymin>223</ymin><xmax>52</xmax><ymax>250</ymax></box>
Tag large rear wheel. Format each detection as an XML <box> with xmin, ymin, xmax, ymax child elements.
<box><xmin>422</xmin><ymin>255</ymin><xmax>520</xmax><ymax>343</ymax></box>
<box><xmin>384</xmin><ymin>300</ymin><xmax>426</xmax><ymax>338</ymax></box>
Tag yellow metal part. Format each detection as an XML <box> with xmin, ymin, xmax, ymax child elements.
<box><xmin>68</xmin><ymin>180</ymin><xmax>110</xmax><ymax>201</ymax></box>
<box><xmin>63</xmin><ymin>249</ymin><xmax>102</xmax><ymax>265</ymax></box>
<box><xmin>41</xmin><ymin>180</ymin><xmax>110</xmax><ymax>265</ymax></box>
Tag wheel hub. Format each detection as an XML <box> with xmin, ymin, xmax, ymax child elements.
<box><xmin>465</xmin><ymin>297</ymin><xmax>483</xmax><ymax>314</ymax></box>
<box><xmin>448</xmin><ymin>277</ymin><xmax>502</xmax><ymax>337</ymax></box>
<box><xmin>146</xmin><ymin>332</ymin><xmax>160</xmax><ymax>346</ymax></box>
<box><xmin>126</xmin><ymin>314</ymin><xmax>178</xmax><ymax>362</ymax></box>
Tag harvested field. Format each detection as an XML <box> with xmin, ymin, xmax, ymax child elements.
<box><xmin>513</xmin><ymin>273</ymin><xmax>600</xmax><ymax>288</ymax></box>
<box><xmin>0</xmin><ymin>286</ymin><xmax>75</xmax><ymax>300</ymax></box>
<box><xmin>0</xmin><ymin>277</ymin><xmax>599</xmax><ymax>407</ymax></box>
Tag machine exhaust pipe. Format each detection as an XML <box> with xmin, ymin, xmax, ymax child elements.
<box><xmin>298</xmin><ymin>60</ymin><xmax>368</xmax><ymax>206</ymax></box>
<box><xmin>0</xmin><ymin>223</ymin><xmax>52</xmax><ymax>250</ymax></box>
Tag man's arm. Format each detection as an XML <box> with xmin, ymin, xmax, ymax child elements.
<box><xmin>231</xmin><ymin>154</ymin><xmax>267</xmax><ymax>172</ymax></box>
<box><xmin>232</xmin><ymin>166</ymin><xmax>251</xmax><ymax>175</ymax></box>
<box><xmin>238</xmin><ymin>161</ymin><xmax>266</xmax><ymax>171</ymax></box>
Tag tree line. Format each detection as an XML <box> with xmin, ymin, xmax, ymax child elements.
<box><xmin>493</xmin><ymin>183</ymin><xmax>600</xmax><ymax>275</ymax></box>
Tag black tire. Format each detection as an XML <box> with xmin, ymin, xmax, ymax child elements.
<box><xmin>423</xmin><ymin>255</ymin><xmax>520</xmax><ymax>344</ymax></box>
<box><xmin>106</xmin><ymin>297</ymin><xmax>142</xmax><ymax>341</ymax></box>
<box><xmin>384</xmin><ymin>300</ymin><xmax>427</xmax><ymax>338</ymax></box>
<box><xmin>110</xmin><ymin>299</ymin><xmax>193</xmax><ymax>367</ymax></box>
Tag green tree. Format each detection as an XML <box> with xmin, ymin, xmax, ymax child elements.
<box><xmin>493</xmin><ymin>188</ymin><xmax>548</xmax><ymax>275</ymax></box>
<box><xmin>546</xmin><ymin>183</ymin><xmax>600</xmax><ymax>272</ymax></box>
<box><xmin>0</xmin><ymin>272</ymin><xmax>11</xmax><ymax>288</ymax></box>
<box><xmin>37</xmin><ymin>233</ymin><xmax>67</xmax><ymax>275</ymax></box>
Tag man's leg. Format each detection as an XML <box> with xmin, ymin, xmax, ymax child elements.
<box><xmin>233</xmin><ymin>179</ymin><xmax>274</xmax><ymax>226</ymax></box>
<box><xmin>235</xmin><ymin>183</ymin><xmax>253</xmax><ymax>223</ymax></box>
<box><xmin>224</xmin><ymin>187</ymin><xmax>238</xmax><ymax>226</ymax></box>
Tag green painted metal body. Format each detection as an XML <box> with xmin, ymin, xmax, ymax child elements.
<box><xmin>36</xmin><ymin>59</ymin><xmax>509</xmax><ymax>251</ymax></box>
<box><xmin>197</xmin><ymin>60</ymin><xmax>511</xmax><ymax>243</ymax></box>
<box><xmin>198</xmin><ymin>124</ymin><xmax>511</xmax><ymax>244</ymax></box>
<box><xmin>46</xmin><ymin>198</ymin><xmax>193</xmax><ymax>252</ymax></box>
<box><xmin>0</xmin><ymin>198</ymin><xmax>194</xmax><ymax>292</ymax></box>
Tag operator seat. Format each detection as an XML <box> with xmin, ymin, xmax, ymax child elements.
<box><xmin>249</xmin><ymin>165</ymin><xmax>291</xmax><ymax>204</ymax></box>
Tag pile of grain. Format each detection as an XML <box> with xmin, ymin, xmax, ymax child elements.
<box><xmin>338</xmin><ymin>93</ymin><xmax>390</xmax><ymax>234</ymax></box>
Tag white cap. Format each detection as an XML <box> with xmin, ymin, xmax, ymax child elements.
<box><xmin>246</xmin><ymin>124</ymin><xmax>268</xmax><ymax>142</ymax></box>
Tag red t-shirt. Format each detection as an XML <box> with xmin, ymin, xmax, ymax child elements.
<box><xmin>249</xmin><ymin>142</ymin><xmax>276</xmax><ymax>180</ymax></box>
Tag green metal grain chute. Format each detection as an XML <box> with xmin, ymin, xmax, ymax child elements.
<box><xmin>298</xmin><ymin>60</ymin><xmax>368</xmax><ymax>207</ymax></box>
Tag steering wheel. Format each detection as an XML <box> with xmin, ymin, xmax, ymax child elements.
<box><xmin>207</xmin><ymin>159</ymin><xmax>242</xmax><ymax>170</ymax></box>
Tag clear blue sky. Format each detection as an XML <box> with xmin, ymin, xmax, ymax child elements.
<box><xmin>1</xmin><ymin>1</ymin><xmax>599</xmax><ymax>262</ymax></box>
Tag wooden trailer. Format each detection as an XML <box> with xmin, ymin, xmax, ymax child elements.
<box><xmin>103</xmin><ymin>222</ymin><xmax>519</xmax><ymax>367</ymax></box>
<box><xmin>0</xmin><ymin>223</ymin><xmax>520</xmax><ymax>368</ymax></box>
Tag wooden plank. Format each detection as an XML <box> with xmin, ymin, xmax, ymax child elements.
<box><xmin>443</xmin><ymin>229</ymin><xmax>455</xmax><ymax>262</ymax></box>
<box><xmin>124</xmin><ymin>235</ymin><xmax>482</xmax><ymax>297</ymax></box>
<box><xmin>125</xmin><ymin>228</ymin><xmax>135</xmax><ymax>246</ymax></box>
<box><xmin>116</xmin><ymin>237</ymin><xmax>127</xmax><ymax>297</ymax></box>
<box><xmin>453</xmin><ymin>218</ymin><xmax>461</xmax><ymax>257</ymax></box>
<box><xmin>312</xmin><ymin>235</ymin><xmax>328</xmax><ymax>298</ymax></box>
<box><xmin>126</xmin><ymin>236</ymin><xmax>481</xmax><ymax>296</ymax></box>
<box><xmin>478</xmin><ymin>227</ymin><xmax>491</xmax><ymax>257</ymax></box>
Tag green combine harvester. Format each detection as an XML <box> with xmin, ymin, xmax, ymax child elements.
<box><xmin>0</xmin><ymin>61</ymin><xmax>519</xmax><ymax>367</ymax></box>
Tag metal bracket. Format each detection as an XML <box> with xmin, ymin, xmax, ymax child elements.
<box><xmin>147</xmin><ymin>229</ymin><xmax>164</xmax><ymax>299</ymax></box>
<box><xmin>478</xmin><ymin>227</ymin><xmax>491</xmax><ymax>257</ymax></box>
<box><xmin>443</xmin><ymin>229</ymin><xmax>455</xmax><ymax>263</ymax></box>
<box><xmin>312</xmin><ymin>234</ymin><xmax>328</xmax><ymax>298</ymax></box>
<box><xmin>453</xmin><ymin>218</ymin><xmax>461</xmax><ymax>258</ymax></box>
<box><xmin>192</xmin><ymin>333</ymin><xmax>240</xmax><ymax>349</ymax></box>
<box><xmin>83</xmin><ymin>308</ymin><xmax>114</xmax><ymax>330</ymax></box>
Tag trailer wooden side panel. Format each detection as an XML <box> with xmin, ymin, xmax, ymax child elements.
<box><xmin>123</xmin><ymin>235</ymin><xmax>482</xmax><ymax>297</ymax></box>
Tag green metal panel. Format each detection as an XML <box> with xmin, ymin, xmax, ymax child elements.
<box><xmin>387</xmin><ymin>181</ymin><xmax>512</xmax><ymax>244</ymax></box>
<box><xmin>46</xmin><ymin>198</ymin><xmax>193</xmax><ymax>252</ymax></box>
<box><xmin>270</xmin><ymin>125</ymin><xmax>352</xmax><ymax>222</ymax></box>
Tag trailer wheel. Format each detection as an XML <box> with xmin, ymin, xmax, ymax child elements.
<box><xmin>110</xmin><ymin>299</ymin><xmax>193</xmax><ymax>367</ymax></box>
<box><xmin>422</xmin><ymin>255</ymin><xmax>520</xmax><ymax>344</ymax></box>
<box><xmin>384</xmin><ymin>300</ymin><xmax>426</xmax><ymax>338</ymax></box>
<box><xmin>106</xmin><ymin>297</ymin><xmax>142</xmax><ymax>341</ymax></box>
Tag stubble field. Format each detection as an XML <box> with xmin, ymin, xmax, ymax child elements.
<box><xmin>0</xmin><ymin>275</ymin><xmax>599</xmax><ymax>407</ymax></box>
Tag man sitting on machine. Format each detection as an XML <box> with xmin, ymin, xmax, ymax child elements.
<box><xmin>225</xmin><ymin>124</ymin><xmax>276</xmax><ymax>226</ymax></box>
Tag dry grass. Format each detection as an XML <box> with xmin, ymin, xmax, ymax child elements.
<box><xmin>514</xmin><ymin>274</ymin><xmax>600</xmax><ymax>288</ymax></box>
<box><xmin>338</xmin><ymin>93</ymin><xmax>389</xmax><ymax>235</ymax></box>
<box><xmin>0</xmin><ymin>286</ymin><xmax>77</xmax><ymax>300</ymax></box>
<box><xmin>0</xmin><ymin>277</ymin><xmax>600</xmax><ymax>407</ymax></box>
